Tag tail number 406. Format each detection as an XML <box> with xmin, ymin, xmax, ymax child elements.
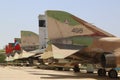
<box><xmin>72</xmin><ymin>28</ymin><xmax>83</xmax><ymax>33</ymax></box>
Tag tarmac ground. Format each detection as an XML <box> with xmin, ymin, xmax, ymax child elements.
<box><xmin>0</xmin><ymin>66</ymin><xmax>119</xmax><ymax>80</ymax></box>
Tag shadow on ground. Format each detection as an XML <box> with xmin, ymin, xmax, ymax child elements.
<box><xmin>30</xmin><ymin>71</ymin><xmax>119</xmax><ymax>80</ymax></box>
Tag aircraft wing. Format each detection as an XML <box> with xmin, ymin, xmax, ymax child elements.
<box><xmin>51</xmin><ymin>44</ymin><xmax>80</xmax><ymax>59</ymax></box>
<box><xmin>41</xmin><ymin>44</ymin><xmax>86</xmax><ymax>59</ymax></box>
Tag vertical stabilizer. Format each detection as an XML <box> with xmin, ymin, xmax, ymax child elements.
<box><xmin>21</xmin><ymin>31</ymin><xmax>39</xmax><ymax>51</ymax></box>
<box><xmin>45</xmin><ymin>10</ymin><xmax>115</xmax><ymax>40</ymax></box>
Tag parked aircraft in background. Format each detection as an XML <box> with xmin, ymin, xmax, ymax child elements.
<box><xmin>38</xmin><ymin>10</ymin><xmax>120</xmax><ymax>78</ymax></box>
<box><xmin>5</xmin><ymin>31</ymin><xmax>41</xmax><ymax>66</ymax></box>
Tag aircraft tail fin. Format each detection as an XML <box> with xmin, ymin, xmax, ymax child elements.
<box><xmin>21</xmin><ymin>31</ymin><xmax>39</xmax><ymax>51</ymax></box>
<box><xmin>45</xmin><ymin>10</ymin><xmax>115</xmax><ymax>40</ymax></box>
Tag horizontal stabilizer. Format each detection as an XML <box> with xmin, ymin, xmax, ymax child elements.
<box><xmin>41</xmin><ymin>44</ymin><xmax>84</xmax><ymax>59</ymax></box>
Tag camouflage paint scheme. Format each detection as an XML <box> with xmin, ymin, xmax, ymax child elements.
<box><xmin>21</xmin><ymin>31</ymin><xmax>39</xmax><ymax>51</ymax></box>
<box><xmin>41</xmin><ymin>10</ymin><xmax>120</xmax><ymax>68</ymax></box>
<box><xmin>5</xmin><ymin>31</ymin><xmax>40</xmax><ymax>61</ymax></box>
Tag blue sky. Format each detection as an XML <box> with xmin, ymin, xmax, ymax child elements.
<box><xmin>0</xmin><ymin>0</ymin><xmax>120</xmax><ymax>49</ymax></box>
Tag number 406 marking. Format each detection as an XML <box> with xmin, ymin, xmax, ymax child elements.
<box><xmin>72</xmin><ymin>28</ymin><xmax>83</xmax><ymax>33</ymax></box>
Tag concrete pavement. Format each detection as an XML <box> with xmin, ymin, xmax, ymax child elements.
<box><xmin>0</xmin><ymin>66</ymin><xmax>119</xmax><ymax>80</ymax></box>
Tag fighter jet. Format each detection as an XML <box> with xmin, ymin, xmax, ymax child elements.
<box><xmin>5</xmin><ymin>31</ymin><xmax>41</xmax><ymax>66</ymax></box>
<box><xmin>38</xmin><ymin>10</ymin><xmax>120</xmax><ymax>78</ymax></box>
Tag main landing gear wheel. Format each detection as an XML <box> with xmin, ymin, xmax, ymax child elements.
<box><xmin>98</xmin><ymin>69</ymin><xmax>106</xmax><ymax>76</ymax></box>
<box><xmin>108</xmin><ymin>69</ymin><xmax>118</xmax><ymax>78</ymax></box>
<box><xmin>73</xmin><ymin>64</ymin><xmax>80</xmax><ymax>72</ymax></box>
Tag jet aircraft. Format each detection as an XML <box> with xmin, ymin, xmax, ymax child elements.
<box><xmin>5</xmin><ymin>31</ymin><xmax>41</xmax><ymax>66</ymax></box>
<box><xmin>38</xmin><ymin>10</ymin><xmax>120</xmax><ymax>78</ymax></box>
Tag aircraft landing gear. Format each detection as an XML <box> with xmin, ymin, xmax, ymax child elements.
<box><xmin>108</xmin><ymin>69</ymin><xmax>118</xmax><ymax>78</ymax></box>
<box><xmin>98</xmin><ymin>68</ymin><xmax>118</xmax><ymax>78</ymax></box>
<box><xmin>28</xmin><ymin>58</ymin><xmax>33</xmax><ymax>66</ymax></box>
<box><xmin>73</xmin><ymin>64</ymin><xmax>80</xmax><ymax>72</ymax></box>
<box><xmin>98</xmin><ymin>69</ymin><xmax>106</xmax><ymax>76</ymax></box>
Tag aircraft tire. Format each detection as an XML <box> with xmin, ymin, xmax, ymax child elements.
<box><xmin>28</xmin><ymin>58</ymin><xmax>34</xmax><ymax>66</ymax></box>
<box><xmin>98</xmin><ymin>69</ymin><xmax>106</xmax><ymax>76</ymax></box>
<box><xmin>108</xmin><ymin>69</ymin><xmax>118</xmax><ymax>78</ymax></box>
<box><xmin>73</xmin><ymin>64</ymin><xmax>80</xmax><ymax>72</ymax></box>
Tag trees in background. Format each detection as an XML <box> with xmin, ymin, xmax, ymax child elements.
<box><xmin>0</xmin><ymin>49</ymin><xmax>6</xmax><ymax>63</ymax></box>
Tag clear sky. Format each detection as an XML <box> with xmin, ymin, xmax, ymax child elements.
<box><xmin>0</xmin><ymin>0</ymin><xmax>120</xmax><ymax>49</ymax></box>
